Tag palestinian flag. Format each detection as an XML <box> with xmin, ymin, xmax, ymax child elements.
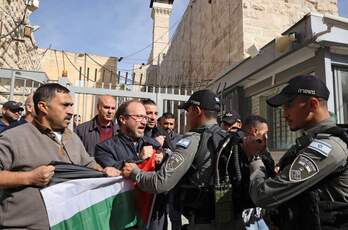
<box><xmin>41</xmin><ymin>151</ymin><xmax>158</xmax><ymax>230</ymax></box>
<box><xmin>41</xmin><ymin>177</ymin><xmax>146</xmax><ymax>230</ymax></box>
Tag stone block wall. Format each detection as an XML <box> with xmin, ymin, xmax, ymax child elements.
<box><xmin>156</xmin><ymin>0</ymin><xmax>337</xmax><ymax>90</ymax></box>
<box><xmin>0</xmin><ymin>0</ymin><xmax>40</xmax><ymax>70</ymax></box>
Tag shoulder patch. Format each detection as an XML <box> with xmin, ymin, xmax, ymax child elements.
<box><xmin>165</xmin><ymin>153</ymin><xmax>184</xmax><ymax>171</ymax></box>
<box><xmin>307</xmin><ymin>139</ymin><xmax>332</xmax><ymax>158</ymax></box>
<box><xmin>176</xmin><ymin>138</ymin><xmax>191</xmax><ymax>149</ymax></box>
<box><xmin>289</xmin><ymin>154</ymin><xmax>319</xmax><ymax>182</ymax></box>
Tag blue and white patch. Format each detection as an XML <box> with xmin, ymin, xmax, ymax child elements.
<box><xmin>166</xmin><ymin>153</ymin><xmax>184</xmax><ymax>171</ymax></box>
<box><xmin>307</xmin><ymin>139</ymin><xmax>332</xmax><ymax>158</ymax></box>
<box><xmin>176</xmin><ymin>138</ymin><xmax>191</xmax><ymax>149</ymax></box>
<box><xmin>289</xmin><ymin>154</ymin><xmax>319</xmax><ymax>182</ymax></box>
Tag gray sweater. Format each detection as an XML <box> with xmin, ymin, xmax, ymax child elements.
<box><xmin>0</xmin><ymin>122</ymin><xmax>97</xmax><ymax>229</ymax></box>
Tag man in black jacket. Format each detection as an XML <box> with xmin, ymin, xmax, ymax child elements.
<box><xmin>159</xmin><ymin>112</ymin><xmax>182</xmax><ymax>151</ymax></box>
<box><xmin>95</xmin><ymin>99</ymin><xmax>161</xmax><ymax>170</ymax></box>
<box><xmin>95</xmin><ymin>99</ymin><xmax>165</xmax><ymax>229</ymax></box>
<box><xmin>76</xmin><ymin>95</ymin><xmax>118</xmax><ymax>156</ymax></box>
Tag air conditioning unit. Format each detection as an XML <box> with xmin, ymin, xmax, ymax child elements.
<box><xmin>26</xmin><ymin>0</ymin><xmax>39</xmax><ymax>11</ymax></box>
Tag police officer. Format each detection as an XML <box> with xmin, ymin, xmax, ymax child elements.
<box><xmin>122</xmin><ymin>89</ymin><xmax>243</xmax><ymax>230</ymax></box>
<box><xmin>220</xmin><ymin>111</ymin><xmax>242</xmax><ymax>133</ymax></box>
<box><xmin>244</xmin><ymin>75</ymin><xmax>348</xmax><ymax>229</ymax></box>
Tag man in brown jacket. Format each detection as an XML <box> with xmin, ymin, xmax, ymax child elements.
<box><xmin>0</xmin><ymin>83</ymin><xmax>117</xmax><ymax>230</ymax></box>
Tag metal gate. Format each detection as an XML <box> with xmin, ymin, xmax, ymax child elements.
<box><xmin>57</xmin><ymin>77</ymin><xmax>191</xmax><ymax>134</ymax></box>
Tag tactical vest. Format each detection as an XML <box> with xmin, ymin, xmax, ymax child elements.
<box><xmin>270</xmin><ymin>126</ymin><xmax>348</xmax><ymax>230</ymax></box>
<box><xmin>179</xmin><ymin>124</ymin><xmax>243</xmax><ymax>223</ymax></box>
<box><xmin>179</xmin><ymin>124</ymin><xmax>226</xmax><ymax>220</ymax></box>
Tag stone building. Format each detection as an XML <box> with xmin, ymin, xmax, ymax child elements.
<box><xmin>207</xmin><ymin>13</ymin><xmax>348</xmax><ymax>154</ymax></box>
<box><xmin>39</xmin><ymin>49</ymin><xmax>118</xmax><ymax>122</ymax></box>
<box><xmin>153</xmin><ymin>0</ymin><xmax>337</xmax><ymax>90</ymax></box>
<box><xmin>39</xmin><ymin>49</ymin><xmax>117</xmax><ymax>86</ymax></box>
<box><xmin>133</xmin><ymin>0</ymin><xmax>173</xmax><ymax>88</ymax></box>
<box><xmin>0</xmin><ymin>0</ymin><xmax>41</xmax><ymax>70</ymax></box>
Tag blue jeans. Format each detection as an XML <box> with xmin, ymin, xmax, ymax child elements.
<box><xmin>245</xmin><ymin>219</ymin><xmax>269</xmax><ymax>230</ymax></box>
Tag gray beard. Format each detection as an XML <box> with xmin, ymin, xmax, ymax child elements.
<box><xmin>125</xmin><ymin>125</ymin><xmax>144</xmax><ymax>139</ymax></box>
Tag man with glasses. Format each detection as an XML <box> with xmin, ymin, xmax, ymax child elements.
<box><xmin>94</xmin><ymin>99</ymin><xmax>162</xmax><ymax>176</ymax></box>
<box><xmin>95</xmin><ymin>100</ymin><xmax>166</xmax><ymax>230</ymax></box>
<box><xmin>122</xmin><ymin>90</ymin><xmax>246</xmax><ymax>229</ymax></box>
<box><xmin>0</xmin><ymin>101</ymin><xmax>23</xmax><ymax>133</ymax></box>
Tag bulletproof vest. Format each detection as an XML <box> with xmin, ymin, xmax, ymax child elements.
<box><xmin>272</xmin><ymin>126</ymin><xmax>348</xmax><ymax>230</ymax></box>
<box><xmin>184</xmin><ymin>124</ymin><xmax>227</xmax><ymax>188</ymax></box>
<box><xmin>179</xmin><ymin>124</ymin><xmax>227</xmax><ymax>222</ymax></box>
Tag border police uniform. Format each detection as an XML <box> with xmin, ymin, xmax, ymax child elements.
<box><xmin>249</xmin><ymin>75</ymin><xmax>348</xmax><ymax>229</ymax></box>
<box><xmin>129</xmin><ymin>90</ymin><xmax>243</xmax><ymax>230</ymax></box>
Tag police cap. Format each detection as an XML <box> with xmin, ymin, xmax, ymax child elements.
<box><xmin>179</xmin><ymin>89</ymin><xmax>220</xmax><ymax>112</ymax></box>
<box><xmin>2</xmin><ymin>101</ymin><xmax>24</xmax><ymax>112</ymax></box>
<box><xmin>267</xmin><ymin>75</ymin><xmax>330</xmax><ymax>107</ymax></box>
<box><xmin>221</xmin><ymin>111</ymin><xmax>241</xmax><ymax>124</ymax></box>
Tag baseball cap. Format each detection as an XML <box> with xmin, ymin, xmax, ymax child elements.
<box><xmin>267</xmin><ymin>75</ymin><xmax>330</xmax><ymax>107</ymax></box>
<box><xmin>221</xmin><ymin>111</ymin><xmax>241</xmax><ymax>124</ymax></box>
<box><xmin>2</xmin><ymin>101</ymin><xmax>24</xmax><ymax>112</ymax></box>
<box><xmin>179</xmin><ymin>89</ymin><xmax>220</xmax><ymax>112</ymax></box>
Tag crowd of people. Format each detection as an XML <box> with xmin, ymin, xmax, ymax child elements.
<box><xmin>0</xmin><ymin>74</ymin><xmax>347</xmax><ymax>230</ymax></box>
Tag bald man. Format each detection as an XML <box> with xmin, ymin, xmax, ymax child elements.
<box><xmin>76</xmin><ymin>95</ymin><xmax>118</xmax><ymax>156</ymax></box>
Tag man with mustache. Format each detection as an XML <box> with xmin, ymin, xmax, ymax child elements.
<box><xmin>122</xmin><ymin>90</ymin><xmax>246</xmax><ymax>230</ymax></box>
<box><xmin>95</xmin><ymin>100</ymin><xmax>168</xmax><ymax>230</ymax></box>
<box><xmin>94</xmin><ymin>99</ymin><xmax>161</xmax><ymax>174</ymax></box>
<box><xmin>0</xmin><ymin>83</ymin><xmax>115</xmax><ymax>230</ymax></box>
<box><xmin>76</xmin><ymin>95</ymin><xmax>118</xmax><ymax>156</ymax></box>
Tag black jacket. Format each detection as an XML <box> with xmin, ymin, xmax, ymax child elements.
<box><xmin>144</xmin><ymin>126</ymin><xmax>182</xmax><ymax>151</ymax></box>
<box><xmin>75</xmin><ymin>116</ymin><xmax>118</xmax><ymax>156</ymax></box>
<box><xmin>94</xmin><ymin>133</ymin><xmax>161</xmax><ymax>169</ymax></box>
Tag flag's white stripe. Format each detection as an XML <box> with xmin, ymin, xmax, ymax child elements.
<box><xmin>41</xmin><ymin>177</ymin><xmax>134</xmax><ymax>226</ymax></box>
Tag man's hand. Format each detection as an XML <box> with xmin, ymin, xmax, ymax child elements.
<box><xmin>155</xmin><ymin>151</ymin><xmax>164</xmax><ymax>165</ymax></box>
<box><xmin>155</xmin><ymin>135</ymin><xmax>165</xmax><ymax>146</ymax></box>
<box><xmin>27</xmin><ymin>165</ymin><xmax>55</xmax><ymax>187</ymax></box>
<box><xmin>242</xmin><ymin>135</ymin><xmax>267</xmax><ymax>159</ymax></box>
<box><xmin>103</xmin><ymin>167</ymin><xmax>121</xmax><ymax>177</ymax></box>
<box><xmin>139</xmin><ymin>146</ymin><xmax>153</xmax><ymax>160</ymax></box>
<box><xmin>122</xmin><ymin>163</ymin><xmax>139</xmax><ymax>178</ymax></box>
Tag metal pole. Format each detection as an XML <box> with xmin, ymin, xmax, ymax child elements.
<box><xmin>9</xmin><ymin>70</ymin><xmax>15</xmax><ymax>100</ymax></box>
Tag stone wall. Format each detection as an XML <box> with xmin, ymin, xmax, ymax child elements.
<box><xmin>0</xmin><ymin>0</ymin><xmax>40</xmax><ymax>70</ymax></box>
<box><xmin>157</xmin><ymin>0</ymin><xmax>338</xmax><ymax>89</ymax></box>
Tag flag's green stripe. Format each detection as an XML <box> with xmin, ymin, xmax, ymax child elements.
<box><xmin>51</xmin><ymin>190</ymin><xmax>140</xmax><ymax>230</ymax></box>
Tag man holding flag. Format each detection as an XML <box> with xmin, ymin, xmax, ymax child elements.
<box><xmin>0</xmin><ymin>83</ymin><xmax>116</xmax><ymax>230</ymax></box>
<box><xmin>95</xmin><ymin>99</ymin><xmax>164</xmax><ymax>228</ymax></box>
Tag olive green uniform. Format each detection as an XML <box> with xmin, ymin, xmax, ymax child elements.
<box><xmin>130</xmin><ymin>121</ymin><xmax>243</xmax><ymax>229</ymax></box>
<box><xmin>249</xmin><ymin>118</ymin><xmax>348</xmax><ymax>208</ymax></box>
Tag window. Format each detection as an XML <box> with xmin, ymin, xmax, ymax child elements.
<box><xmin>333</xmin><ymin>67</ymin><xmax>348</xmax><ymax>124</ymax></box>
<box><xmin>249</xmin><ymin>85</ymin><xmax>300</xmax><ymax>151</ymax></box>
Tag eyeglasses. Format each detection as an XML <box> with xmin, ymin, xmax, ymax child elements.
<box><xmin>126</xmin><ymin>114</ymin><xmax>148</xmax><ymax>122</ymax></box>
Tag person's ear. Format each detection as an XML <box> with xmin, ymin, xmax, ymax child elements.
<box><xmin>119</xmin><ymin>115</ymin><xmax>127</xmax><ymax>125</ymax></box>
<box><xmin>194</xmin><ymin>106</ymin><xmax>202</xmax><ymax>116</ymax></box>
<box><xmin>250</xmin><ymin>127</ymin><xmax>258</xmax><ymax>136</ymax></box>
<box><xmin>37</xmin><ymin>101</ymin><xmax>49</xmax><ymax>115</ymax></box>
<box><xmin>308</xmin><ymin>97</ymin><xmax>320</xmax><ymax>111</ymax></box>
